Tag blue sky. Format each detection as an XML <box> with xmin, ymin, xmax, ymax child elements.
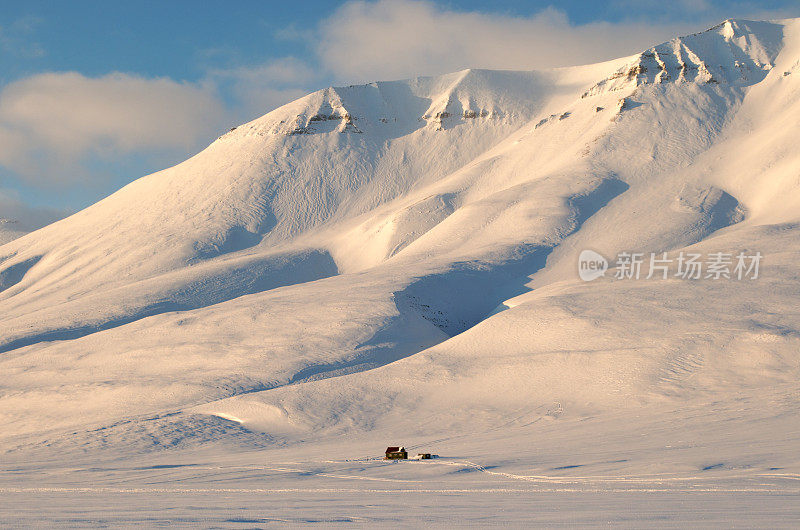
<box><xmin>1</xmin><ymin>0</ymin><xmax>798</xmax><ymax>225</ymax></box>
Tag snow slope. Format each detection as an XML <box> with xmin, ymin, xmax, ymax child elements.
<box><xmin>1</xmin><ymin>18</ymin><xmax>800</xmax><ymax>524</ymax></box>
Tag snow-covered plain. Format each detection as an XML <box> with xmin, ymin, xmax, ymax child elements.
<box><xmin>2</xmin><ymin>18</ymin><xmax>800</xmax><ymax>526</ymax></box>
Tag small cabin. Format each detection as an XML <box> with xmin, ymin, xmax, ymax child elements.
<box><xmin>417</xmin><ymin>453</ymin><xmax>432</xmax><ymax>459</ymax></box>
<box><xmin>385</xmin><ymin>446</ymin><xmax>408</xmax><ymax>459</ymax></box>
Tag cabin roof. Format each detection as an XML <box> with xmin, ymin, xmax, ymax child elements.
<box><xmin>385</xmin><ymin>446</ymin><xmax>405</xmax><ymax>453</ymax></box>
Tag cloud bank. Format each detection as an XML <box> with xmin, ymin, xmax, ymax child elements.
<box><xmin>315</xmin><ymin>1</ymin><xmax>696</xmax><ymax>82</ymax></box>
<box><xmin>0</xmin><ymin>72</ymin><xmax>225</xmax><ymax>185</ymax></box>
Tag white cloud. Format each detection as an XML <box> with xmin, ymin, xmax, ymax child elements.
<box><xmin>0</xmin><ymin>72</ymin><xmax>226</xmax><ymax>184</ymax></box>
<box><xmin>314</xmin><ymin>1</ymin><xmax>704</xmax><ymax>82</ymax></box>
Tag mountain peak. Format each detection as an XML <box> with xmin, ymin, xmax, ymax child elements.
<box><xmin>220</xmin><ymin>68</ymin><xmax>549</xmax><ymax>141</ymax></box>
<box><xmin>581</xmin><ymin>18</ymin><xmax>784</xmax><ymax>98</ymax></box>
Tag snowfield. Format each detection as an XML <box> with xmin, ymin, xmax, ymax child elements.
<box><xmin>2</xmin><ymin>18</ymin><xmax>800</xmax><ymax>526</ymax></box>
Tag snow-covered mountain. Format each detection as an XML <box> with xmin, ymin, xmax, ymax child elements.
<box><xmin>2</xmin><ymin>18</ymin><xmax>800</xmax><ymax>503</ymax></box>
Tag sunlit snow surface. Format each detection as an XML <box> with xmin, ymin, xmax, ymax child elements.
<box><xmin>2</xmin><ymin>18</ymin><xmax>800</xmax><ymax>526</ymax></box>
